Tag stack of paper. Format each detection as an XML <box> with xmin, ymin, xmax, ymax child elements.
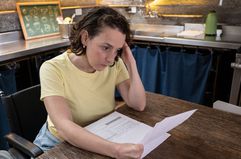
<box><xmin>177</xmin><ymin>23</ymin><xmax>205</xmax><ymax>38</ymax></box>
<box><xmin>177</xmin><ymin>30</ymin><xmax>204</xmax><ymax>38</ymax></box>
<box><xmin>85</xmin><ymin>109</ymin><xmax>197</xmax><ymax>158</ymax></box>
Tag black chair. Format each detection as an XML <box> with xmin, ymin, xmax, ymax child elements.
<box><xmin>1</xmin><ymin>85</ymin><xmax>47</xmax><ymax>158</ymax></box>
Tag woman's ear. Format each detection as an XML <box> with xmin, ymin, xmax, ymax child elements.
<box><xmin>80</xmin><ymin>30</ymin><xmax>88</xmax><ymax>46</ymax></box>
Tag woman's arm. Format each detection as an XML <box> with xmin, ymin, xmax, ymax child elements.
<box><xmin>44</xmin><ymin>96</ymin><xmax>144</xmax><ymax>159</ymax></box>
<box><xmin>117</xmin><ymin>43</ymin><xmax>146</xmax><ymax>111</ymax></box>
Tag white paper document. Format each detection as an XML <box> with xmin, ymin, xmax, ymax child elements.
<box><xmin>85</xmin><ymin>109</ymin><xmax>197</xmax><ymax>158</ymax></box>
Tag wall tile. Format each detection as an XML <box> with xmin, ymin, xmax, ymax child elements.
<box><xmin>0</xmin><ymin>13</ymin><xmax>21</xmax><ymax>32</ymax></box>
<box><xmin>1</xmin><ymin>0</ymin><xmax>241</xmax><ymax>34</ymax></box>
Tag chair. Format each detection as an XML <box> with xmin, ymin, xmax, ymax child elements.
<box><xmin>229</xmin><ymin>53</ymin><xmax>241</xmax><ymax>106</ymax></box>
<box><xmin>1</xmin><ymin>85</ymin><xmax>47</xmax><ymax>158</ymax></box>
<box><xmin>213</xmin><ymin>100</ymin><xmax>241</xmax><ymax>115</ymax></box>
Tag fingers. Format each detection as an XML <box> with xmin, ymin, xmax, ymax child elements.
<box><xmin>135</xmin><ymin>144</ymin><xmax>144</xmax><ymax>159</ymax></box>
<box><xmin>138</xmin><ymin>144</ymin><xmax>144</xmax><ymax>153</ymax></box>
<box><xmin>123</xmin><ymin>42</ymin><xmax>131</xmax><ymax>51</ymax></box>
<box><xmin>121</xmin><ymin>42</ymin><xmax>135</xmax><ymax>65</ymax></box>
<box><xmin>129</xmin><ymin>144</ymin><xmax>144</xmax><ymax>159</ymax></box>
<box><xmin>115</xmin><ymin>143</ymin><xmax>144</xmax><ymax>159</ymax></box>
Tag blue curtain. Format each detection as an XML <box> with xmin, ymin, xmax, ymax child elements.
<box><xmin>0</xmin><ymin>68</ymin><xmax>17</xmax><ymax>150</ymax></box>
<box><xmin>132</xmin><ymin>45</ymin><xmax>161</xmax><ymax>92</ymax></box>
<box><xmin>132</xmin><ymin>45</ymin><xmax>212</xmax><ymax>104</ymax></box>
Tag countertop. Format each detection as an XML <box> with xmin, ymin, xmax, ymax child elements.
<box><xmin>131</xmin><ymin>24</ymin><xmax>241</xmax><ymax>50</ymax></box>
<box><xmin>134</xmin><ymin>34</ymin><xmax>241</xmax><ymax>50</ymax></box>
<box><xmin>0</xmin><ymin>34</ymin><xmax>70</xmax><ymax>65</ymax></box>
<box><xmin>1</xmin><ymin>24</ymin><xmax>241</xmax><ymax>64</ymax></box>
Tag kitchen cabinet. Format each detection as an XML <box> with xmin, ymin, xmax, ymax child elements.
<box><xmin>130</xmin><ymin>42</ymin><xmax>236</xmax><ymax>106</ymax></box>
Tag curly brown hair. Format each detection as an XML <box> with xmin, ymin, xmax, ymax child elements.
<box><xmin>69</xmin><ymin>7</ymin><xmax>132</xmax><ymax>63</ymax></box>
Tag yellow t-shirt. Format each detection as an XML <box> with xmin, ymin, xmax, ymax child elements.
<box><xmin>40</xmin><ymin>51</ymin><xmax>129</xmax><ymax>139</ymax></box>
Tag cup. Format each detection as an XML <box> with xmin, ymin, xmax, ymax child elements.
<box><xmin>59</xmin><ymin>24</ymin><xmax>73</xmax><ymax>39</ymax></box>
<box><xmin>216</xmin><ymin>29</ymin><xmax>222</xmax><ymax>37</ymax></box>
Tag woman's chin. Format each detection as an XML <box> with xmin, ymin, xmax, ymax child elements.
<box><xmin>95</xmin><ymin>65</ymin><xmax>107</xmax><ymax>71</ymax></box>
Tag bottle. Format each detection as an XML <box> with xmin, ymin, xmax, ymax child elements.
<box><xmin>205</xmin><ymin>10</ymin><xmax>217</xmax><ymax>36</ymax></box>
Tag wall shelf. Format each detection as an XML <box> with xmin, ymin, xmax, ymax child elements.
<box><xmin>0</xmin><ymin>4</ymin><xmax>145</xmax><ymax>14</ymax></box>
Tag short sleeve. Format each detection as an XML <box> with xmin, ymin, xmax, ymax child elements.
<box><xmin>39</xmin><ymin>61</ymin><xmax>65</xmax><ymax>100</ymax></box>
<box><xmin>115</xmin><ymin>58</ymin><xmax>129</xmax><ymax>85</ymax></box>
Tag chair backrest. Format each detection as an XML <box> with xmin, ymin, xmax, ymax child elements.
<box><xmin>229</xmin><ymin>53</ymin><xmax>241</xmax><ymax>106</ymax></box>
<box><xmin>213</xmin><ymin>100</ymin><xmax>241</xmax><ymax>115</ymax></box>
<box><xmin>1</xmin><ymin>85</ymin><xmax>47</xmax><ymax>142</ymax></box>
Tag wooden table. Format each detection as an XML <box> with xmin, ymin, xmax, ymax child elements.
<box><xmin>37</xmin><ymin>92</ymin><xmax>241</xmax><ymax>159</ymax></box>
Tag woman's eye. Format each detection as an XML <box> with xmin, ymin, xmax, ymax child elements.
<box><xmin>117</xmin><ymin>48</ymin><xmax>123</xmax><ymax>54</ymax></box>
<box><xmin>102</xmin><ymin>46</ymin><xmax>109</xmax><ymax>51</ymax></box>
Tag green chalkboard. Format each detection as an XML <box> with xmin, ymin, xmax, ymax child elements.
<box><xmin>16</xmin><ymin>2</ymin><xmax>62</xmax><ymax>40</ymax></box>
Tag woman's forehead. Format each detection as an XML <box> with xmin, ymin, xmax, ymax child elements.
<box><xmin>93</xmin><ymin>27</ymin><xmax>126</xmax><ymax>47</ymax></box>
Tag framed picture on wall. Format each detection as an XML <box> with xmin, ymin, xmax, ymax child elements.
<box><xmin>16</xmin><ymin>1</ymin><xmax>62</xmax><ymax>40</ymax></box>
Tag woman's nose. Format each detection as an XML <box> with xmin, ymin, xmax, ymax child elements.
<box><xmin>106</xmin><ymin>51</ymin><xmax>117</xmax><ymax>64</ymax></box>
<box><xmin>106</xmin><ymin>57</ymin><xmax>114</xmax><ymax>65</ymax></box>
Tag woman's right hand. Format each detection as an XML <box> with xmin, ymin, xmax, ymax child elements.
<box><xmin>113</xmin><ymin>143</ymin><xmax>144</xmax><ymax>159</ymax></box>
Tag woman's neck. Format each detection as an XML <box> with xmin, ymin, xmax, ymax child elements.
<box><xmin>69</xmin><ymin>53</ymin><xmax>95</xmax><ymax>73</ymax></box>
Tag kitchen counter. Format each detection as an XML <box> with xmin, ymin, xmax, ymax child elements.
<box><xmin>133</xmin><ymin>34</ymin><xmax>241</xmax><ymax>50</ymax></box>
<box><xmin>1</xmin><ymin>24</ymin><xmax>241</xmax><ymax>65</ymax></box>
<box><xmin>0</xmin><ymin>33</ymin><xmax>70</xmax><ymax>65</ymax></box>
<box><xmin>131</xmin><ymin>24</ymin><xmax>241</xmax><ymax>50</ymax></box>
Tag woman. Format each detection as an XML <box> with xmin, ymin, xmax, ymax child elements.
<box><xmin>34</xmin><ymin>6</ymin><xmax>146</xmax><ymax>159</ymax></box>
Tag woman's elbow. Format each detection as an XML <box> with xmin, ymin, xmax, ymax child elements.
<box><xmin>126</xmin><ymin>93</ymin><xmax>146</xmax><ymax>111</ymax></box>
<box><xmin>139</xmin><ymin>101</ymin><xmax>146</xmax><ymax>111</ymax></box>
<box><xmin>133</xmin><ymin>98</ymin><xmax>146</xmax><ymax>111</ymax></box>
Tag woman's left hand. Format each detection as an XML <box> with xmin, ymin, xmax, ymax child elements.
<box><xmin>121</xmin><ymin>42</ymin><xmax>135</xmax><ymax>67</ymax></box>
